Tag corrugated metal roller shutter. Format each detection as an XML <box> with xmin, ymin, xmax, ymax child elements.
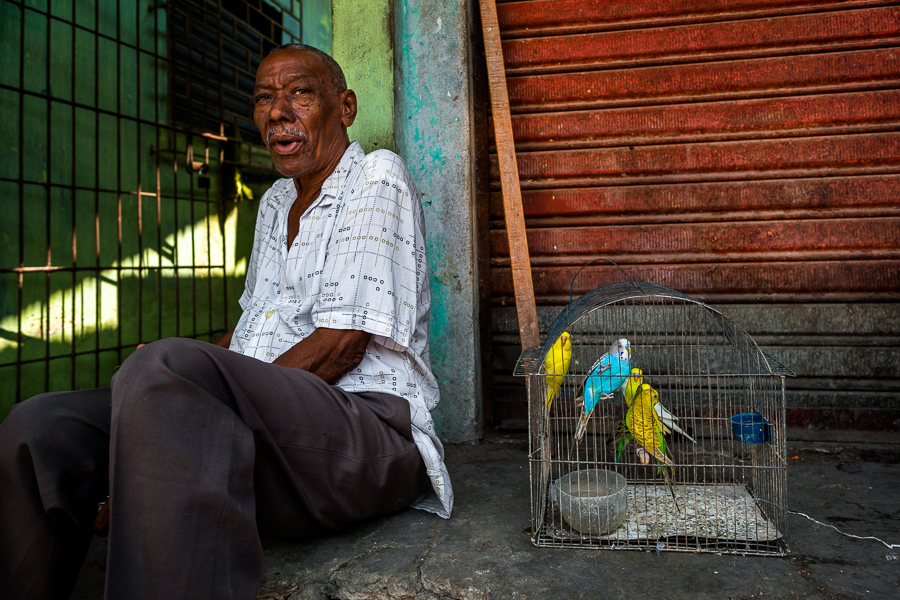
<box><xmin>487</xmin><ymin>0</ymin><xmax>900</xmax><ymax>430</ymax></box>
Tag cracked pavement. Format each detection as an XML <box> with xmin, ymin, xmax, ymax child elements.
<box><xmin>72</xmin><ymin>433</ymin><xmax>900</xmax><ymax>599</ymax></box>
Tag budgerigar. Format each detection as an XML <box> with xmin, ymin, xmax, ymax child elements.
<box><xmin>626</xmin><ymin>385</ymin><xmax>679</xmax><ymax>508</ymax></box>
<box><xmin>615</xmin><ymin>380</ymin><xmax>696</xmax><ymax>461</ymax></box>
<box><xmin>612</xmin><ymin>369</ymin><xmax>645</xmax><ymax>461</ymax></box>
<box><xmin>545</xmin><ymin>331</ymin><xmax>572</xmax><ymax>410</ymax></box>
<box><xmin>538</xmin><ymin>331</ymin><xmax>572</xmax><ymax>532</ymax></box>
<box><xmin>574</xmin><ymin>338</ymin><xmax>631</xmax><ymax>443</ymax></box>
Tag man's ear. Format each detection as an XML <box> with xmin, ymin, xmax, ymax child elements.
<box><xmin>341</xmin><ymin>89</ymin><xmax>358</xmax><ymax>128</ymax></box>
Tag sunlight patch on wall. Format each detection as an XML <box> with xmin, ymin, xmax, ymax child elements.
<box><xmin>0</xmin><ymin>206</ymin><xmax>247</xmax><ymax>354</ymax></box>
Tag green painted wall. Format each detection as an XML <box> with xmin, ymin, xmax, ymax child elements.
<box><xmin>333</xmin><ymin>0</ymin><xmax>396</xmax><ymax>153</ymax></box>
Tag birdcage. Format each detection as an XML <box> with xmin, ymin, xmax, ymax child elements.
<box><xmin>515</xmin><ymin>281</ymin><xmax>794</xmax><ymax>555</ymax></box>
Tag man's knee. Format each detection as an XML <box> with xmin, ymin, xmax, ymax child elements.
<box><xmin>0</xmin><ymin>393</ymin><xmax>84</xmax><ymax>474</ymax></box>
<box><xmin>111</xmin><ymin>337</ymin><xmax>235</xmax><ymax>427</ymax></box>
<box><xmin>1</xmin><ymin>393</ymin><xmax>64</xmax><ymax>449</ymax></box>
<box><xmin>113</xmin><ymin>337</ymin><xmax>215</xmax><ymax>388</ymax></box>
<box><xmin>121</xmin><ymin>337</ymin><xmax>208</xmax><ymax>366</ymax></box>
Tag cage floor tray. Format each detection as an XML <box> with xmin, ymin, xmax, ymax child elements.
<box><xmin>547</xmin><ymin>483</ymin><xmax>782</xmax><ymax>543</ymax></box>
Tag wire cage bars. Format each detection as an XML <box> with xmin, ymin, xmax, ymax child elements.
<box><xmin>515</xmin><ymin>282</ymin><xmax>794</xmax><ymax>555</ymax></box>
<box><xmin>0</xmin><ymin>0</ymin><xmax>316</xmax><ymax>416</ymax></box>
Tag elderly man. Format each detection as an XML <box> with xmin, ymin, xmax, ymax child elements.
<box><xmin>0</xmin><ymin>44</ymin><xmax>452</xmax><ymax>600</ymax></box>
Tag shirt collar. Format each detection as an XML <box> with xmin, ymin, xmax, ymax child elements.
<box><xmin>319</xmin><ymin>141</ymin><xmax>365</xmax><ymax>203</ymax></box>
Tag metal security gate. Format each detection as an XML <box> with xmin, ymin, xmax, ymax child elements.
<box><xmin>486</xmin><ymin>0</ymin><xmax>900</xmax><ymax>430</ymax></box>
<box><xmin>0</xmin><ymin>0</ymin><xmax>319</xmax><ymax>418</ymax></box>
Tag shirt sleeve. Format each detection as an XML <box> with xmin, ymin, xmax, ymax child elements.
<box><xmin>312</xmin><ymin>151</ymin><xmax>426</xmax><ymax>349</ymax></box>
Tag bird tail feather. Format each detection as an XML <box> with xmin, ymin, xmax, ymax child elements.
<box><xmin>574</xmin><ymin>413</ymin><xmax>589</xmax><ymax>443</ymax></box>
<box><xmin>668</xmin><ymin>422</ymin><xmax>696</xmax><ymax>443</ymax></box>
<box><xmin>660</xmin><ymin>463</ymin><xmax>681</xmax><ymax>514</ymax></box>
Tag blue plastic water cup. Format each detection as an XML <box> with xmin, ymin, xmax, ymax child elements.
<box><xmin>730</xmin><ymin>412</ymin><xmax>772</xmax><ymax>444</ymax></box>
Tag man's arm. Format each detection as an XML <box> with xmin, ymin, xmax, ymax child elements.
<box><xmin>273</xmin><ymin>328</ymin><xmax>373</xmax><ymax>384</ymax></box>
<box><xmin>213</xmin><ymin>325</ymin><xmax>370</xmax><ymax>383</ymax></box>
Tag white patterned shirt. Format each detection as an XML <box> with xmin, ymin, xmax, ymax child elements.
<box><xmin>229</xmin><ymin>142</ymin><xmax>452</xmax><ymax>518</ymax></box>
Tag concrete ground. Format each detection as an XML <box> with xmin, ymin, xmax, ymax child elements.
<box><xmin>72</xmin><ymin>432</ymin><xmax>900</xmax><ymax>600</ymax></box>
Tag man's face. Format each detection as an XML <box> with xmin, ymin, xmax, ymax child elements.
<box><xmin>253</xmin><ymin>49</ymin><xmax>356</xmax><ymax>180</ymax></box>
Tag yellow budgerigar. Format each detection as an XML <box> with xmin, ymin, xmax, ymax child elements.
<box><xmin>626</xmin><ymin>385</ymin><xmax>679</xmax><ymax>509</ymax></box>
<box><xmin>538</xmin><ymin>331</ymin><xmax>572</xmax><ymax>531</ymax></box>
<box><xmin>613</xmin><ymin>369</ymin><xmax>644</xmax><ymax>461</ymax></box>
<box><xmin>545</xmin><ymin>331</ymin><xmax>572</xmax><ymax>409</ymax></box>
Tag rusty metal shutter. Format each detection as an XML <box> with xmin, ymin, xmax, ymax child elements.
<box><xmin>487</xmin><ymin>0</ymin><xmax>900</xmax><ymax>430</ymax></box>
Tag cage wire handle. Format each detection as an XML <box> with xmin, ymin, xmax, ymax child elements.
<box><xmin>568</xmin><ymin>258</ymin><xmax>645</xmax><ymax>305</ymax></box>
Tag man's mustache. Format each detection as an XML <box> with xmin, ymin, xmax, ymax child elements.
<box><xmin>266</xmin><ymin>125</ymin><xmax>310</xmax><ymax>147</ymax></box>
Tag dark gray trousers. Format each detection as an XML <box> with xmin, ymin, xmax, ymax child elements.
<box><xmin>0</xmin><ymin>338</ymin><xmax>430</xmax><ymax>600</ymax></box>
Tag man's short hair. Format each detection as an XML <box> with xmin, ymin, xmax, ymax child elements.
<box><xmin>267</xmin><ymin>43</ymin><xmax>348</xmax><ymax>93</ymax></box>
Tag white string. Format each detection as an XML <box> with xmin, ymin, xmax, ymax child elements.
<box><xmin>790</xmin><ymin>510</ymin><xmax>900</xmax><ymax>550</ymax></box>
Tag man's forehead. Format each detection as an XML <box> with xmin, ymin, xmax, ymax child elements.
<box><xmin>255</xmin><ymin>50</ymin><xmax>327</xmax><ymax>84</ymax></box>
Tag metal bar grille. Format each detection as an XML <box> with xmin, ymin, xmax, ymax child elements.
<box><xmin>0</xmin><ymin>0</ymin><xmax>312</xmax><ymax>417</ymax></box>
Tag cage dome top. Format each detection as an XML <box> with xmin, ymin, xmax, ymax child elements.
<box><xmin>514</xmin><ymin>282</ymin><xmax>794</xmax><ymax>379</ymax></box>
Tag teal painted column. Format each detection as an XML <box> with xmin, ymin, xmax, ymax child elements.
<box><xmin>333</xmin><ymin>0</ymin><xmax>396</xmax><ymax>153</ymax></box>
<box><xmin>395</xmin><ymin>1</ymin><xmax>481</xmax><ymax>442</ymax></box>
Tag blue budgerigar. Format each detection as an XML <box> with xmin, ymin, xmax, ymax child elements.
<box><xmin>574</xmin><ymin>338</ymin><xmax>631</xmax><ymax>443</ymax></box>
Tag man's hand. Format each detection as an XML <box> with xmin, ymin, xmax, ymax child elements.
<box><xmin>273</xmin><ymin>328</ymin><xmax>373</xmax><ymax>383</ymax></box>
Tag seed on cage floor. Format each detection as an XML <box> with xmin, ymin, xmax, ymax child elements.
<box><xmin>516</xmin><ymin>282</ymin><xmax>793</xmax><ymax>556</ymax></box>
